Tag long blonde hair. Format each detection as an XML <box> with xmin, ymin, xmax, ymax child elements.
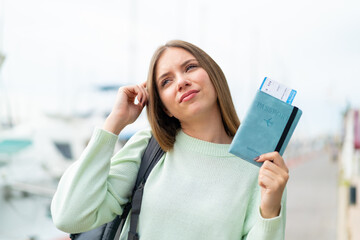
<box><xmin>146</xmin><ymin>40</ymin><xmax>240</xmax><ymax>151</ymax></box>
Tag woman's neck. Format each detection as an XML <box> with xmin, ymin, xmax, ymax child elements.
<box><xmin>180</xmin><ymin>110</ymin><xmax>232</xmax><ymax>144</ymax></box>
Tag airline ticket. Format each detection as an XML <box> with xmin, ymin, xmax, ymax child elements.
<box><xmin>259</xmin><ymin>77</ymin><xmax>297</xmax><ymax>104</ymax></box>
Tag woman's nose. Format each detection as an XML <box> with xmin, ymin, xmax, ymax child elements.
<box><xmin>177</xmin><ymin>74</ymin><xmax>191</xmax><ymax>91</ymax></box>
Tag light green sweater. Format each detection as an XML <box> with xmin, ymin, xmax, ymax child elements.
<box><xmin>51</xmin><ymin>128</ymin><xmax>286</xmax><ymax>240</ymax></box>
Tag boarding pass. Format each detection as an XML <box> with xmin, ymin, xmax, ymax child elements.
<box><xmin>259</xmin><ymin>77</ymin><xmax>297</xmax><ymax>104</ymax></box>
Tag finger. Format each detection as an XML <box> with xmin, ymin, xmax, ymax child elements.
<box><xmin>137</xmin><ymin>84</ymin><xmax>148</xmax><ymax>106</ymax></box>
<box><xmin>140</xmin><ymin>81</ymin><xmax>149</xmax><ymax>101</ymax></box>
<box><xmin>261</xmin><ymin>160</ymin><xmax>288</xmax><ymax>176</ymax></box>
<box><xmin>135</xmin><ymin>85</ymin><xmax>143</xmax><ymax>104</ymax></box>
<box><xmin>141</xmin><ymin>84</ymin><xmax>149</xmax><ymax>105</ymax></box>
<box><xmin>125</xmin><ymin>86</ymin><xmax>143</xmax><ymax>108</ymax></box>
<box><xmin>255</xmin><ymin>152</ymin><xmax>288</xmax><ymax>173</ymax></box>
<box><xmin>121</xmin><ymin>86</ymin><xmax>138</xmax><ymax>102</ymax></box>
<box><xmin>259</xmin><ymin>168</ymin><xmax>276</xmax><ymax>184</ymax></box>
<box><xmin>259</xmin><ymin>162</ymin><xmax>285</xmax><ymax>183</ymax></box>
<box><xmin>133</xmin><ymin>84</ymin><xmax>146</xmax><ymax>106</ymax></box>
<box><xmin>259</xmin><ymin>168</ymin><xmax>287</xmax><ymax>191</ymax></box>
<box><xmin>260</xmin><ymin>167</ymin><xmax>288</xmax><ymax>187</ymax></box>
<box><xmin>258</xmin><ymin>174</ymin><xmax>275</xmax><ymax>189</ymax></box>
<box><xmin>260</xmin><ymin>162</ymin><xmax>289</xmax><ymax>187</ymax></box>
<box><xmin>143</xmin><ymin>85</ymin><xmax>150</xmax><ymax>106</ymax></box>
<box><xmin>129</xmin><ymin>86</ymin><xmax>140</xmax><ymax>104</ymax></box>
<box><xmin>254</xmin><ymin>152</ymin><xmax>279</xmax><ymax>162</ymax></box>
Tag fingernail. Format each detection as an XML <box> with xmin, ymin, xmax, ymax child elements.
<box><xmin>253</xmin><ymin>156</ymin><xmax>260</xmax><ymax>161</ymax></box>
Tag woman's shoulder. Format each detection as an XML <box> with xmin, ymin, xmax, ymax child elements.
<box><xmin>111</xmin><ymin>127</ymin><xmax>154</xmax><ymax>163</ymax></box>
<box><xmin>128</xmin><ymin>127</ymin><xmax>152</xmax><ymax>140</ymax></box>
<box><xmin>121</xmin><ymin>127</ymin><xmax>153</xmax><ymax>149</ymax></box>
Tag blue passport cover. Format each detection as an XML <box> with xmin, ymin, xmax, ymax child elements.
<box><xmin>229</xmin><ymin>90</ymin><xmax>302</xmax><ymax>167</ymax></box>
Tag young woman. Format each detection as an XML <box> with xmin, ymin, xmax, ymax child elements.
<box><xmin>51</xmin><ymin>40</ymin><xmax>289</xmax><ymax>239</ymax></box>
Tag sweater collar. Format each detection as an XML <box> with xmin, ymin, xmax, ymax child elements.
<box><xmin>175</xmin><ymin>130</ymin><xmax>233</xmax><ymax>157</ymax></box>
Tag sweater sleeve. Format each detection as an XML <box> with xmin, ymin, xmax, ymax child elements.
<box><xmin>242</xmin><ymin>187</ymin><xmax>287</xmax><ymax>240</ymax></box>
<box><xmin>51</xmin><ymin>127</ymin><xmax>152</xmax><ymax>233</ymax></box>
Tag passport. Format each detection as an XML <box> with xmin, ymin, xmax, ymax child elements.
<box><xmin>229</xmin><ymin>90</ymin><xmax>302</xmax><ymax>167</ymax></box>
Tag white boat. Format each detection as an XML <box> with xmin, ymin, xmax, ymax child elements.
<box><xmin>0</xmin><ymin>83</ymin><xmax>148</xmax><ymax>239</ymax></box>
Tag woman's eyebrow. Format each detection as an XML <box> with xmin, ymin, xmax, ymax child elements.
<box><xmin>157</xmin><ymin>71</ymin><xmax>170</xmax><ymax>83</ymax></box>
<box><xmin>157</xmin><ymin>59</ymin><xmax>197</xmax><ymax>82</ymax></box>
<box><xmin>180</xmin><ymin>58</ymin><xmax>197</xmax><ymax>68</ymax></box>
<box><xmin>181</xmin><ymin>58</ymin><xmax>197</xmax><ymax>67</ymax></box>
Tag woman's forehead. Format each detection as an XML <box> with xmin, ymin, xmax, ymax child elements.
<box><xmin>156</xmin><ymin>48</ymin><xmax>196</xmax><ymax>74</ymax></box>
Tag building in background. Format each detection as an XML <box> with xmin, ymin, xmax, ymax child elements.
<box><xmin>338</xmin><ymin>109</ymin><xmax>360</xmax><ymax>240</ymax></box>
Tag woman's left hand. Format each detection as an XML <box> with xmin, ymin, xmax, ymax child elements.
<box><xmin>255</xmin><ymin>152</ymin><xmax>289</xmax><ymax>218</ymax></box>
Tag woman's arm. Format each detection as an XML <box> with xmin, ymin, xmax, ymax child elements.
<box><xmin>242</xmin><ymin>188</ymin><xmax>287</xmax><ymax>240</ymax></box>
<box><xmin>51</xmin><ymin>83</ymin><xmax>150</xmax><ymax>233</ymax></box>
<box><xmin>256</xmin><ymin>152</ymin><xmax>289</xmax><ymax>219</ymax></box>
<box><xmin>51</xmin><ymin>128</ymin><xmax>152</xmax><ymax>233</ymax></box>
<box><xmin>242</xmin><ymin>152</ymin><xmax>288</xmax><ymax>240</ymax></box>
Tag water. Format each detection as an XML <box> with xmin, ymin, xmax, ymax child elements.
<box><xmin>0</xmin><ymin>193</ymin><xmax>68</xmax><ymax>240</ymax></box>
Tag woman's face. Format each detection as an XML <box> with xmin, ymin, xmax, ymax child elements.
<box><xmin>155</xmin><ymin>47</ymin><xmax>218</xmax><ymax>124</ymax></box>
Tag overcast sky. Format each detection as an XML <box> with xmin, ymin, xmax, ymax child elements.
<box><xmin>1</xmin><ymin>0</ymin><xmax>360</xmax><ymax>138</ymax></box>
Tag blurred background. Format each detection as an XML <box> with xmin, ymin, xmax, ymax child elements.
<box><xmin>0</xmin><ymin>0</ymin><xmax>359</xmax><ymax>239</ymax></box>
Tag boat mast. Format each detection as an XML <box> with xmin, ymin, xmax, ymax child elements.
<box><xmin>0</xmin><ymin>0</ymin><xmax>5</xmax><ymax>69</ymax></box>
<box><xmin>0</xmin><ymin>0</ymin><xmax>13</xmax><ymax>129</ymax></box>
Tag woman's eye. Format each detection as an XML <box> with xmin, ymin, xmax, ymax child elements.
<box><xmin>161</xmin><ymin>79</ymin><xmax>170</xmax><ymax>87</ymax></box>
<box><xmin>186</xmin><ymin>64</ymin><xmax>197</xmax><ymax>72</ymax></box>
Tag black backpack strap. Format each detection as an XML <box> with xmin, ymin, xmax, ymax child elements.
<box><xmin>135</xmin><ymin>135</ymin><xmax>165</xmax><ymax>186</ymax></box>
<box><xmin>70</xmin><ymin>135</ymin><xmax>164</xmax><ymax>240</ymax></box>
<box><xmin>127</xmin><ymin>135</ymin><xmax>164</xmax><ymax>240</ymax></box>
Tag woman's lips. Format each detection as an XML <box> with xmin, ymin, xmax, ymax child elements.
<box><xmin>179</xmin><ymin>90</ymin><xmax>200</xmax><ymax>103</ymax></box>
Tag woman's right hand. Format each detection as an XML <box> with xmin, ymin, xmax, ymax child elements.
<box><xmin>103</xmin><ymin>82</ymin><xmax>149</xmax><ymax>135</ymax></box>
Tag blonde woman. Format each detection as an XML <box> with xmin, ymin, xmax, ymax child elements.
<box><xmin>51</xmin><ymin>40</ymin><xmax>288</xmax><ymax>239</ymax></box>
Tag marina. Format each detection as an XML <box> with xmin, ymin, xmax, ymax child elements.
<box><xmin>0</xmin><ymin>121</ymin><xmax>341</xmax><ymax>239</ymax></box>
<box><xmin>1</xmin><ymin>1</ymin><xmax>359</xmax><ymax>239</ymax></box>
